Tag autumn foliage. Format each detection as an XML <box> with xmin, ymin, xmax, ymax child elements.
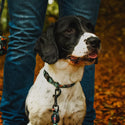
<box><xmin>0</xmin><ymin>0</ymin><xmax>125</xmax><ymax>125</ymax></box>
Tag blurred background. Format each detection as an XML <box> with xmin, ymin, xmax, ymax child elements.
<box><xmin>0</xmin><ymin>0</ymin><xmax>125</xmax><ymax>124</ymax></box>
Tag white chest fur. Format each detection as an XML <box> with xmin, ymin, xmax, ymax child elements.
<box><xmin>26</xmin><ymin>60</ymin><xmax>86</xmax><ymax>125</ymax></box>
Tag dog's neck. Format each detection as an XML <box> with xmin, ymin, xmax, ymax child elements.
<box><xmin>44</xmin><ymin>59</ymin><xmax>84</xmax><ymax>85</ymax></box>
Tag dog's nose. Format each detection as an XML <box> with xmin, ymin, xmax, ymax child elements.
<box><xmin>86</xmin><ymin>37</ymin><xmax>101</xmax><ymax>49</ymax></box>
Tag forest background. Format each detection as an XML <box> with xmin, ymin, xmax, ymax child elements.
<box><xmin>0</xmin><ymin>0</ymin><xmax>125</xmax><ymax>124</ymax></box>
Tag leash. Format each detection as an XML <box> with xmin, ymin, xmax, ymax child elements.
<box><xmin>51</xmin><ymin>87</ymin><xmax>61</xmax><ymax>124</ymax></box>
<box><xmin>43</xmin><ymin>70</ymin><xmax>75</xmax><ymax>124</ymax></box>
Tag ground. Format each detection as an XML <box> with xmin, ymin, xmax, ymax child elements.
<box><xmin>0</xmin><ymin>0</ymin><xmax>125</xmax><ymax>125</ymax></box>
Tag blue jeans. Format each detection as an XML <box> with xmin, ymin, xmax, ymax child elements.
<box><xmin>0</xmin><ymin>0</ymin><xmax>100</xmax><ymax>125</ymax></box>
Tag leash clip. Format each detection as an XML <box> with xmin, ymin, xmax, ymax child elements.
<box><xmin>51</xmin><ymin>87</ymin><xmax>61</xmax><ymax>124</ymax></box>
<box><xmin>53</xmin><ymin>87</ymin><xmax>61</xmax><ymax>111</ymax></box>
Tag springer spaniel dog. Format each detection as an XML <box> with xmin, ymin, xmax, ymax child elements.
<box><xmin>26</xmin><ymin>16</ymin><xmax>100</xmax><ymax>125</ymax></box>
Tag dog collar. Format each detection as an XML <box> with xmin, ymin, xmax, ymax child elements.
<box><xmin>43</xmin><ymin>70</ymin><xmax>75</xmax><ymax>88</ymax></box>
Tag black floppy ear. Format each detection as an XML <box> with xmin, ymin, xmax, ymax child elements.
<box><xmin>34</xmin><ymin>24</ymin><xmax>59</xmax><ymax>64</ymax></box>
<box><xmin>77</xmin><ymin>16</ymin><xmax>95</xmax><ymax>33</ymax></box>
<box><xmin>85</xmin><ymin>22</ymin><xmax>95</xmax><ymax>33</ymax></box>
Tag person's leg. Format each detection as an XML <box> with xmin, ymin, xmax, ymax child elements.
<box><xmin>58</xmin><ymin>0</ymin><xmax>101</xmax><ymax>124</ymax></box>
<box><xmin>0</xmin><ymin>0</ymin><xmax>48</xmax><ymax>125</ymax></box>
<box><xmin>81</xmin><ymin>64</ymin><xmax>96</xmax><ymax>125</ymax></box>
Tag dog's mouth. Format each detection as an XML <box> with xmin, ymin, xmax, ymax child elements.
<box><xmin>66</xmin><ymin>51</ymin><xmax>98</xmax><ymax>65</ymax></box>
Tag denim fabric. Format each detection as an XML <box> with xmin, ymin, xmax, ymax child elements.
<box><xmin>0</xmin><ymin>0</ymin><xmax>48</xmax><ymax>124</ymax></box>
<box><xmin>58</xmin><ymin>0</ymin><xmax>101</xmax><ymax>26</ymax></box>
<box><xmin>0</xmin><ymin>0</ymin><xmax>100</xmax><ymax>124</ymax></box>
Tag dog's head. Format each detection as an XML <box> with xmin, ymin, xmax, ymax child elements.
<box><xmin>35</xmin><ymin>16</ymin><xmax>101</xmax><ymax>65</ymax></box>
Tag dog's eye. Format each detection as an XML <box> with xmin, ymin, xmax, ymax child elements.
<box><xmin>64</xmin><ymin>28</ymin><xmax>75</xmax><ymax>36</ymax></box>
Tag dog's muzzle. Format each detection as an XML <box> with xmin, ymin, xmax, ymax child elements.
<box><xmin>66</xmin><ymin>54</ymin><xmax>97</xmax><ymax>65</ymax></box>
<box><xmin>67</xmin><ymin>36</ymin><xmax>101</xmax><ymax>65</ymax></box>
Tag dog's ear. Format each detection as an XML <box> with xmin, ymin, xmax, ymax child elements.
<box><xmin>85</xmin><ymin>22</ymin><xmax>95</xmax><ymax>33</ymax></box>
<box><xmin>34</xmin><ymin>24</ymin><xmax>59</xmax><ymax>64</ymax></box>
<box><xmin>77</xmin><ymin>16</ymin><xmax>95</xmax><ymax>33</ymax></box>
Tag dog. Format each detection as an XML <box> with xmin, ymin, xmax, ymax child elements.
<box><xmin>25</xmin><ymin>16</ymin><xmax>100</xmax><ymax>125</ymax></box>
